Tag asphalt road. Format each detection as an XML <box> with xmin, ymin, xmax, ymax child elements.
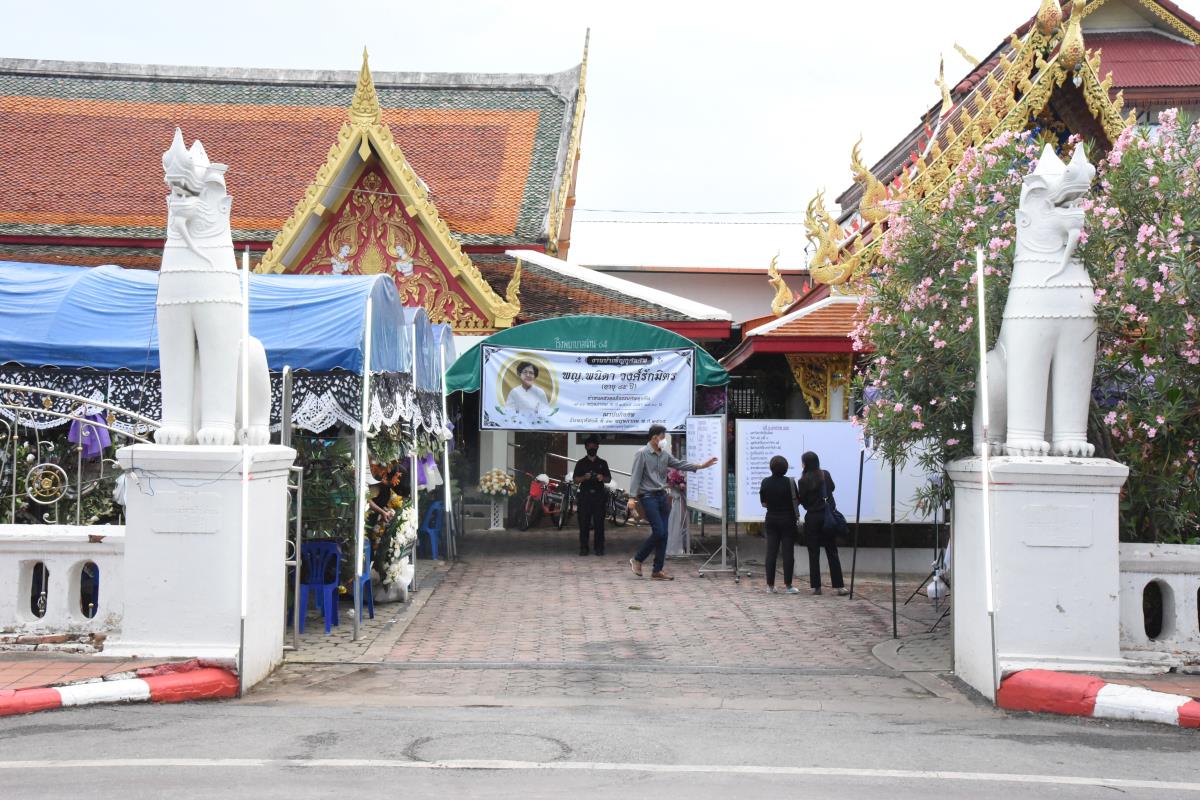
<box><xmin>2</xmin><ymin>686</ymin><xmax>1197</xmax><ymax>799</ymax></box>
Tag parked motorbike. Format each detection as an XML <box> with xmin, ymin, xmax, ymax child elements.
<box><xmin>516</xmin><ymin>470</ymin><xmax>568</xmax><ymax>530</ymax></box>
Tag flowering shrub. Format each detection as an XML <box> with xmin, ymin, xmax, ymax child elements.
<box><xmin>857</xmin><ymin>114</ymin><xmax>1200</xmax><ymax>542</ymax></box>
<box><xmin>1079</xmin><ymin>110</ymin><xmax>1200</xmax><ymax>543</ymax></box>
<box><xmin>479</xmin><ymin>467</ymin><xmax>517</xmax><ymax>498</ymax></box>
<box><xmin>854</xmin><ymin>131</ymin><xmax>1042</xmax><ymax>511</ymax></box>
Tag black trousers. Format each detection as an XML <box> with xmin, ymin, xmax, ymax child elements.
<box><xmin>578</xmin><ymin>491</ymin><xmax>606</xmax><ymax>551</ymax></box>
<box><xmin>804</xmin><ymin>510</ymin><xmax>845</xmax><ymax>589</ymax></box>
<box><xmin>763</xmin><ymin>513</ymin><xmax>796</xmax><ymax>588</ymax></box>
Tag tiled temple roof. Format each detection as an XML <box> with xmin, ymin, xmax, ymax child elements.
<box><xmin>0</xmin><ymin>57</ymin><xmax>582</xmax><ymax>248</ymax></box>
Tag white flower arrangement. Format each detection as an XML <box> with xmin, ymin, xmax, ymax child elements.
<box><xmin>480</xmin><ymin>468</ymin><xmax>517</xmax><ymax>498</ymax></box>
<box><xmin>384</xmin><ymin>500</ymin><xmax>419</xmax><ymax>585</ymax></box>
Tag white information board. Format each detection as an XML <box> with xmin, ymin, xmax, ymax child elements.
<box><xmin>685</xmin><ymin>414</ymin><xmax>724</xmax><ymax>517</ymax></box>
<box><xmin>734</xmin><ymin>419</ymin><xmax>876</xmax><ymax>523</ymax></box>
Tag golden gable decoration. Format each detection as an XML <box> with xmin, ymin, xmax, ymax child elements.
<box><xmin>257</xmin><ymin>48</ymin><xmax>520</xmax><ymax>331</ymax></box>
<box><xmin>804</xmin><ymin>0</ymin><xmax>1136</xmax><ymax>288</ymax></box>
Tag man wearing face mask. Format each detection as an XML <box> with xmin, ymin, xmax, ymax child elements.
<box><xmin>572</xmin><ymin>434</ymin><xmax>612</xmax><ymax>556</ymax></box>
<box><xmin>628</xmin><ymin>424</ymin><xmax>718</xmax><ymax>580</ymax></box>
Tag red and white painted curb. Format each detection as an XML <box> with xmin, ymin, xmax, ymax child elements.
<box><xmin>0</xmin><ymin>661</ymin><xmax>238</xmax><ymax>717</ymax></box>
<box><xmin>998</xmin><ymin>669</ymin><xmax>1200</xmax><ymax>728</ymax></box>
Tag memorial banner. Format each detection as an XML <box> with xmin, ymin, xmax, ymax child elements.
<box><xmin>480</xmin><ymin>345</ymin><xmax>694</xmax><ymax>431</ymax></box>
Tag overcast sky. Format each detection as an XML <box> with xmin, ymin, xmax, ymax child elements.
<box><xmin>9</xmin><ymin>0</ymin><xmax>1196</xmax><ymax>267</ymax></box>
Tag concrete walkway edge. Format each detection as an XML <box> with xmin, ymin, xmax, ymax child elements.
<box><xmin>0</xmin><ymin>661</ymin><xmax>238</xmax><ymax>717</ymax></box>
<box><xmin>998</xmin><ymin>669</ymin><xmax>1200</xmax><ymax>728</ymax></box>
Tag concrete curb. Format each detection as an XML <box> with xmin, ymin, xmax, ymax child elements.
<box><xmin>998</xmin><ymin>669</ymin><xmax>1200</xmax><ymax>728</ymax></box>
<box><xmin>0</xmin><ymin>660</ymin><xmax>238</xmax><ymax>718</ymax></box>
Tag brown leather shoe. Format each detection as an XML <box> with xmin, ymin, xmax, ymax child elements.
<box><xmin>651</xmin><ymin>571</ymin><xmax>674</xmax><ymax>581</ymax></box>
<box><xmin>629</xmin><ymin>558</ymin><xmax>643</xmax><ymax>577</ymax></box>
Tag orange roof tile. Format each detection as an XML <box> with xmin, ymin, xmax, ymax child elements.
<box><xmin>0</xmin><ymin>58</ymin><xmax>581</xmax><ymax>247</ymax></box>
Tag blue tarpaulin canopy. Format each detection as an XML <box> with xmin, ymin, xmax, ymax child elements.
<box><xmin>402</xmin><ymin>307</ymin><xmax>439</xmax><ymax>392</ymax></box>
<box><xmin>0</xmin><ymin>261</ymin><xmax>408</xmax><ymax>375</ymax></box>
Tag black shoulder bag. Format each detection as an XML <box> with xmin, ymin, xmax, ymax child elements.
<box><xmin>822</xmin><ymin>472</ymin><xmax>849</xmax><ymax>537</ymax></box>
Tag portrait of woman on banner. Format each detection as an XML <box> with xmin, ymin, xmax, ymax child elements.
<box><xmin>505</xmin><ymin>360</ymin><xmax>551</xmax><ymax>418</ymax></box>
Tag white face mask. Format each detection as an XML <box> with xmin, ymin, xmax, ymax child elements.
<box><xmin>660</xmin><ymin>433</ymin><xmax>671</xmax><ymax>450</ymax></box>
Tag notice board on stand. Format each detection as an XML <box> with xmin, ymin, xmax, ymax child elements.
<box><xmin>685</xmin><ymin>414</ymin><xmax>725</xmax><ymax>518</ymax></box>
<box><xmin>734</xmin><ymin>419</ymin><xmax>871</xmax><ymax>523</ymax></box>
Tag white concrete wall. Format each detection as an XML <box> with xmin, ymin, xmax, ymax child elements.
<box><xmin>588</xmin><ymin>270</ymin><xmax>806</xmax><ymax>324</ymax></box>
<box><xmin>1119</xmin><ymin>543</ymin><xmax>1200</xmax><ymax>663</ymax></box>
<box><xmin>0</xmin><ymin>525</ymin><xmax>124</xmax><ymax>636</ymax></box>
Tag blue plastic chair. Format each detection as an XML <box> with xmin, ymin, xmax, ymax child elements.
<box><xmin>359</xmin><ymin>538</ymin><xmax>375</xmax><ymax>622</ymax></box>
<box><xmin>297</xmin><ymin>540</ymin><xmax>340</xmax><ymax>634</ymax></box>
<box><xmin>420</xmin><ymin>500</ymin><xmax>444</xmax><ymax>561</ymax></box>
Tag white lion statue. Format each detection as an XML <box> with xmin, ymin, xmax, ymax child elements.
<box><xmin>155</xmin><ymin>128</ymin><xmax>270</xmax><ymax>446</ymax></box>
<box><xmin>974</xmin><ymin>144</ymin><xmax>1098</xmax><ymax>457</ymax></box>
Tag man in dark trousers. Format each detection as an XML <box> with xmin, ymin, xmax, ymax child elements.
<box><xmin>572</xmin><ymin>435</ymin><xmax>612</xmax><ymax>556</ymax></box>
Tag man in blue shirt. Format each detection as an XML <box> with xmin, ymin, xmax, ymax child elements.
<box><xmin>628</xmin><ymin>424</ymin><xmax>718</xmax><ymax>580</ymax></box>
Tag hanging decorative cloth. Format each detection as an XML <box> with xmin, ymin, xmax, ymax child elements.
<box><xmin>68</xmin><ymin>412</ymin><xmax>111</xmax><ymax>460</ymax></box>
<box><xmin>417</xmin><ymin>452</ymin><xmax>443</xmax><ymax>491</ymax></box>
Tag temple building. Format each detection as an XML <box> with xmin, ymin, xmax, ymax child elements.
<box><xmin>0</xmin><ymin>46</ymin><xmax>730</xmax><ymax>342</ymax></box>
<box><xmin>725</xmin><ymin>0</ymin><xmax>1200</xmax><ymax>421</ymax></box>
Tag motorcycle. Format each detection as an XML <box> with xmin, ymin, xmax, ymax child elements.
<box><xmin>516</xmin><ymin>470</ymin><xmax>568</xmax><ymax>530</ymax></box>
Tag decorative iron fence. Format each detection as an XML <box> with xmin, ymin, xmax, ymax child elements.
<box><xmin>0</xmin><ymin>383</ymin><xmax>158</xmax><ymax>526</ymax></box>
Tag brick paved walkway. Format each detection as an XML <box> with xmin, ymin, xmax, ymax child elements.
<box><xmin>253</xmin><ymin>526</ymin><xmax>961</xmax><ymax>708</ymax></box>
<box><xmin>284</xmin><ymin>560</ymin><xmax>448</xmax><ymax>664</ymax></box>
<box><xmin>386</xmin><ymin>527</ymin><xmax>934</xmax><ymax>669</ymax></box>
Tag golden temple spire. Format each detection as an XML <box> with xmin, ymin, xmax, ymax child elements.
<box><xmin>349</xmin><ymin>47</ymin><xmax>382</xmax><ymax>128</ymax></box>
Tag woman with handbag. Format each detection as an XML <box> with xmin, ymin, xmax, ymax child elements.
<box><xmin>796</xmin><ymin>451</ymin><xmax>848</xmax><ymax>596</ymax></box>
<box><xmin>758</xmin><ymin>455</ymin><xmax>800</xmax><ymax>594</ymax></box>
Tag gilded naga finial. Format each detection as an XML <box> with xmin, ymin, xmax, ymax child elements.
<box><xmin>804</xmin><ymin>192</ymin><xmax>857</xmax><ymax>285</ymax></box>
<box><xmin>767</xmin><ymin>253</ymin><xmax>794</xmax><ymax>316</ymax></box>
<box><xmin>935</xmin><ymin>56</ymin><xmax>954</xmax><ymax>118</ymax></box>
<box><xmin>953</xmin><ymin>43</ymin><xmax>980</xmax><ymax>67</ymax></box>
<box><xmin>349</xmin><ymin>47</ymin><xmax>382</xmax><ymax>128</ymax></box>
<box><xmin>505</xmin><ymin>257</ymin><xmax>523</xmax><ymax>306</ymax></box>
<box><xmin>851</xmin><ymin>138</ymin><xmax>889</xmax><ymax>226</ymax></box>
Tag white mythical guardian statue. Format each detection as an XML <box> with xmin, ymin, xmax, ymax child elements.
<box><xmin>974</xmin><ymin>144</ymin><xmax>1098</xmax><ymax>457</ymax></box>
<box><xmin>156</xmin><ymin>128</ymin><xmax>270</xmax><ymax>446</ymax></box>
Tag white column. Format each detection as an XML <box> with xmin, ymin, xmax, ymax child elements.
<box><xmin>947</xmin><ymin>456</ymin><xmax>1135</xmax><ymax>701</ymax></box>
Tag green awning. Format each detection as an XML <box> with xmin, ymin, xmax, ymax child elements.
<box><xmin>445</xmin><ymin>315</ymin><xmax>729</xmax><ymax>393</ymax></box>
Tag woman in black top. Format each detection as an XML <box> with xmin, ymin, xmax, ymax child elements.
<box><xmin>759</xmin><ymin>455</ymin><xmax>800</xmax><ymax>594</ymax></box>
<box><xmin>796</xmin><ymin>451</ymin><xmax>847</xmax><ymax>595</ymax></box>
